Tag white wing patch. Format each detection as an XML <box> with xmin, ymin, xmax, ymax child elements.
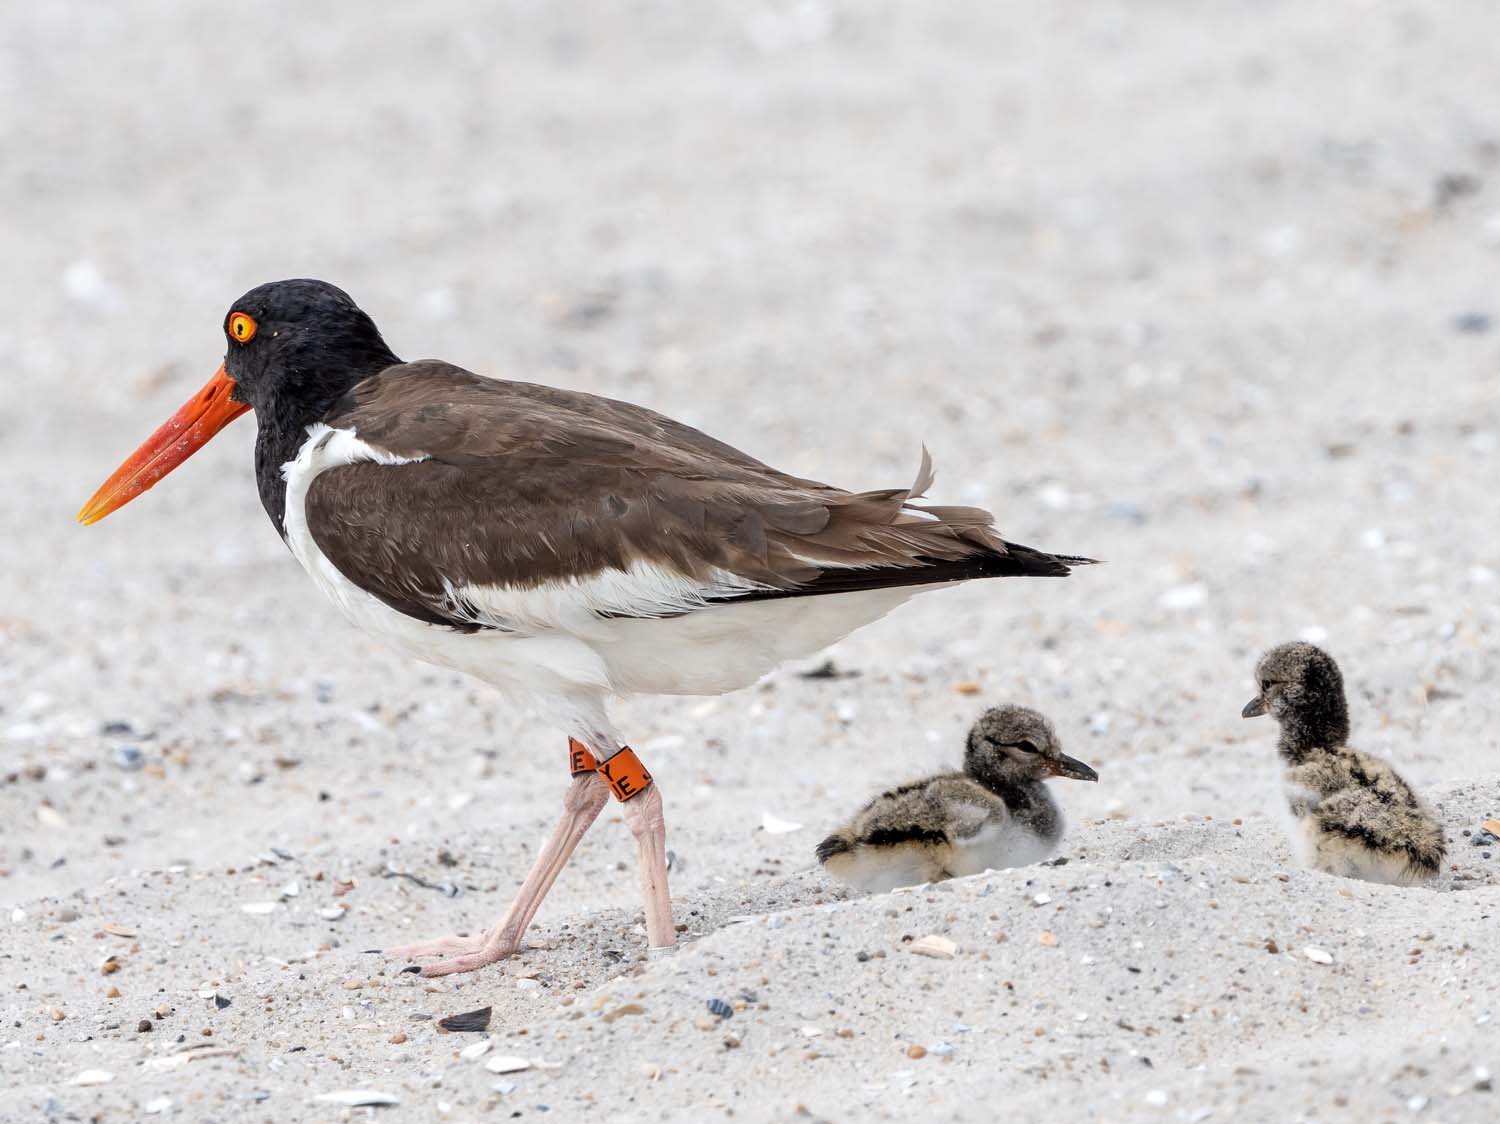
<box><xmin>446</xmin><ymin>565</ymin><xmax>767</xmax><ymax>638</ymax></box>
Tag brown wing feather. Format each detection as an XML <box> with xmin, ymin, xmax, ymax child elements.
<box><xmin>303</xmin><ymin>361</ymin><xmax>1088</xmax><ymax>628</ymax></box>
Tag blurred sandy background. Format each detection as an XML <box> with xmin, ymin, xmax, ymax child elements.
<box><xmin>2</xmin><ymin>2</ymin><xmax>1498</xmax><ymax>1121</ymax></box>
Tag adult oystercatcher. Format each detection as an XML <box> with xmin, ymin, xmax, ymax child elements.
<box><xmin>78</xmin><ymin>278</ymin><xmax>1092</xmax><ymax>975</ymax></box>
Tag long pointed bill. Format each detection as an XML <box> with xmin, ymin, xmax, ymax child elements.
<box><xmin>76</xmin><ymin>365</ymin><xmax>251</xmax><ymax>525</ymax></box>
<box><xmin>1049</xmin><ymin>753</ymin><xmax>1099</xmax><ymax>782</ymax></box>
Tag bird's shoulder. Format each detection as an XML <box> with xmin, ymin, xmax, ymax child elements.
<box><xmin>1303</xmin><ymin>748</ymin><xmax>1440</xmax><ymax>845</ymax></box>
<box><xmin>844</xmin><ymin>773</ymin><xmax>1003</xmax><ymax>841</ymax></box>
<box><xmin>326</xmin><ymin>360</ymin><xmax>814</xmax><ymax>486</ymax></box>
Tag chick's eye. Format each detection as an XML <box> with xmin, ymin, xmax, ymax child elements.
<box><xmin>228</xmin><ymin>312</ymin><xmax>257</xmax><ymax>343</ymax></box>
<box><xmin>1017</xmin><ymin>740</ymin><xmax>1040</xmax><ymax>754</ymax></box>
<box><xmin>1261</xmin><ymin>678</ymin><xmax>1274</xmax><ymax>692</ymax></box>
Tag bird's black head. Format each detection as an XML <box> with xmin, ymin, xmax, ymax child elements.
<box><xmin>77</xmin><ymin>278</ymin><xmax>401</xmax><ymax>528</ymax></box>
<box><xmin>1241</xmin><ymin>641</ymin><xmax>1350</xmax><ymax>754</ymax></box>
<box><xmin>222</xmin><ymin>279</ymin><xmax>401</xmax><ymax>415</ymax></box>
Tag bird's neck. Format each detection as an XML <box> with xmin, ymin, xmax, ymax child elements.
<box><xmin>1276</xmin><ymin>708</ymin><xmax>1350</xmax><ymax>763</ymax></box>
<box><xmin>253</xmin><ymin>353</ymin><xmax>400</xmax><ymax>534</ymax></box>
<box><xmin>968</xmin><ymin>766</ymin><xmax>1062</xmax><ymax>841</ymax></box>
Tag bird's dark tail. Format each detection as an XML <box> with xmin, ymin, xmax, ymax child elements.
<box><xmin>815</xmin><ymin>832</ymin><xmax>854</xmax><ymax>864</ymax></box>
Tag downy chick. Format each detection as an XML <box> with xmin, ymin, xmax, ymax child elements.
<box><xmin>1243</xmin><ymin>641</ymin><xmax>1445</xmax><ymax>884</ymax></box>
<box><xmin>816</xmin><ymin>704</ymin><xmax>1098</xmax><ymax>892</ymax></box>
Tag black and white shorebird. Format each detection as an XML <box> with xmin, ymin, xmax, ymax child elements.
<box><xmin>816</xmin><ymin>704</ymin><xmax>1098</xmax><ymax>891</ymax></box>
<box><xmin>1242</xmin><ymin>642</ymin><xmax>1445</xmax><ymax>885</ymax></box>
<box><xmin>78</xmin><ymin>279</ymin><xmax>1093</xmax><ymax>975</ymax></box>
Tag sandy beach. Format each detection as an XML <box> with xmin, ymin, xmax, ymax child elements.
<box><xmin>3</xmin><ymin>2</ymin><xmax>1498</xmax><ymax>1120</ymax></box>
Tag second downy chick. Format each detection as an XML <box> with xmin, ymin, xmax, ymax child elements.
<box><xmin>816</xmin><ymin>704</ymin><xmax>1098</xmax><ymax>892</ymax></box>
<box><xmin>1243</xmin><ymin>641</ymin><xmax>1445</xmax><ymax>885</ymax></box>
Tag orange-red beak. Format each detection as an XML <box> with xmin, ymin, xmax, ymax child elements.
<box><xmin>76</xmin><ymin>365</ymin><xmax>252</xmax><ymax>525</ymax></box>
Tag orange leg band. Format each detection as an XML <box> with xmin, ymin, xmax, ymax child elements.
<box><xmin>595</xmin><ymin>746</ymin><xmax>653</xmax><ymax>802</ymax></box>
<box><xmin>568</xmin><ymin>737</ymin><xmax>599</xmax><ymax>776</ymax></box>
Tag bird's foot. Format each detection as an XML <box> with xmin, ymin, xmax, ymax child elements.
<box><xmin>383</xmin><ymin>931</ymin><xmax>488</xmax><ymax>959</ymax></box>
<box><xmin>413</xmin><ymin>928</ymin><xmax>522</xmax><ymax>977</ymax></box>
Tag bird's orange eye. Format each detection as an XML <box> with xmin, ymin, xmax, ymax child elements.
<box><xmin>228</xmin><ymin>312</ymin><xmax>257</xmax><ymax>343</ymax></box>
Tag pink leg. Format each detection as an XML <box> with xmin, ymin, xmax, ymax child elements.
<box><xmin>386</xmin><ymin>769</ymin><xmax>610</xmax><ymax>976</ymax></box>
<box><xmin>621</xmin><ymin>782</ymin><xmax>677</xmax><ymax>949</ymax></box>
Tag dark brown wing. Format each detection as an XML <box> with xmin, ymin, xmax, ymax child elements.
<box><xmin>303</xmin><ymin>361</ymin><xmax>1087</xmax><ymax>629</ymax></box>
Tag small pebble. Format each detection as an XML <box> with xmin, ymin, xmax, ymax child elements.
<box><xmin>1303</xmin><ymin>947</ymin><xmax>1334</xmax><ymax>965</ymax></box>
<box><xmin>906</xmin><ymin>1044</ymin><xmax>927</xmax><ymax>1059</ymax></box>
<box><xmin>137</xmin><ymin>1020</ymin><xmax>152</xmax><ymax>1033</ymax></box>
<box><xmin>460</xmin><ymin>1038</ymin><xmax>492</xmax><ymax>1060</ymax></box>
<box><xmin>388</xmin><ymin>1031</ymin><xmax>407</xmax><ymax>1044</ymax></box>
<box><xmin>706</xmin><ymin>998</ymin><xmax>734</xmax><ymax>1020</ymax></box>
<box><xmin>693</xmin><ymin>1015</ymin><xmax>719</xmax><ymax>1031</ymax></box>
<box><xmin>602</xmin><ymin>1003</ymin><xmax>644</xmax><ymax>1023</ymax></box>
<box><xmin>73</xmin><ymin>1069</ymin><xmax>113</xmax><ymax>1086</ymax></box>
<box><xmin>111</xmin><ymin>746</ymin><xmax>145</xmax><ymax>771</ymax></box>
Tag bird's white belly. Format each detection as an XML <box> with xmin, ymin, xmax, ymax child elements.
<box><xmin>945</xmin><ymin>819</ymin><xmax>1058</xmax><ymax>878</ymax></box>
<box><xmin>592</xmin><ymin>586</ymin><xmax>921</xmax><ymax>695</ymax></box>
<box><xmin>823</xmin><ymin>843</ymin><xmax>945</xmax><ymax>894</ymax></box>
<box><xmin>1294</xmin><ymin>816</ymin><xmax>1425</xmax><ymax>886</ymax></box>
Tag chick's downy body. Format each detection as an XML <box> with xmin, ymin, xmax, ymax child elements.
<box><xmin>816</xmin><ymin>705</ymin><xmax>1097</xmax><ymax>892</ymax></box>
<box><xmin>1244</xmin><ymin>642</ymin><xmax>1445</xmax><ymax>885</ymax></box>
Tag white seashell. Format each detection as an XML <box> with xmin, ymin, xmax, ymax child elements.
<box><xmin>485</xmin><ymin>1055</ymin><xmax>532</xmax><ymax>1075</ymax></box>
<box><xmin>313</xmin><ymin>1090</ymin><xmax>400</xmax><ymax>1107</ymax></box>
<box><xmin>760</xmin><ymin>811</ymin><xmax>803</xmax><ymax>835</ymax></box>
